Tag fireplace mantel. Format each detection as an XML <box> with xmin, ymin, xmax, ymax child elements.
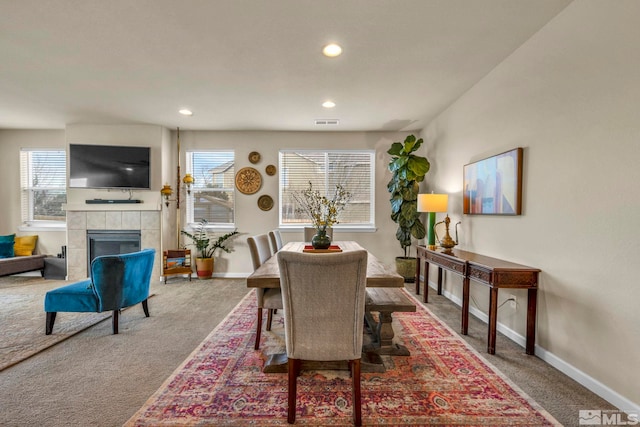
<box><xmin>65</xmin><ymin>207</ymin><xmax>161</xmax><ymax>281</ymax></box>
<box><xmin>64</xmin><ymin>203</ymin><xmax>161</xmax><ymax>212</ymax></box>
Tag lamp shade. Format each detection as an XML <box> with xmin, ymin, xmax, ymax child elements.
<box><xmin>417</xmin><ymin>193</ymin><xmax>448</xmax><ymax>213</ymax></box>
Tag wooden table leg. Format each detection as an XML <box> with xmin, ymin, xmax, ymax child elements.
<box><xmin>487</xmin><ymin>287</ymin><xmax>498</xmax><ymax>354</ymax></box>
<box><xmin>461</xmin><ymin>276</ymin><xmax>470</xmax><ymax>335</ymax></box>
<box><xmin>366</xmin><ymin>311</ymin><xmax>411</xmax><ymax>356</ymax></box>
<box><xmin>415</xmin><ymin>253</ymin><xmax>421</xmax><ymax>295</ymax></box>
<box><xmin>526</xmin><ymin>288</ymin><xmax>537</xmax><ymax>355</ymax></box>
<box><xmin>423</xmin><ymin>261</ymin><xmax>430</xmax><ymax>303</ymax></box>
<box><xmin>437</xmin><ymin>267</ymin><xmax>443</xmax><ymax>295</ymax></box>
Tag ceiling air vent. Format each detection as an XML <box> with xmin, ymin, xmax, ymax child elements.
<box><xmin>314</xmin><ymin>119</ymin><xmax>340</xmax><ymax>126</ymax></box>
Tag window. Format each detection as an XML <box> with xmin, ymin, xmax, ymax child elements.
<box><xmin>279</xmin><ymin>150</ymin><xmax>375</xmax><ymax>228</ymax></box>
<box><xmin>185</xmin><ymin>151</ymin><xmax>235</xmax><ymax>227</ymax></box>
<box><xmin>20</xmin><ymin>149</ymin><xmax>67</xmax><ymax>225</ymax></box>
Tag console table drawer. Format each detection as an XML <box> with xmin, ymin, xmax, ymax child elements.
<box><xmin>424</xmin><ymin>253</ymin><xmax>466</xmax><ymax>274</ymax></box>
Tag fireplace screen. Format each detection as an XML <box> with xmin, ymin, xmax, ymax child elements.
<box><xmin>86</xmin><ymin>230</ymin><xmax>141</xmax><ymax>273</ymax></box>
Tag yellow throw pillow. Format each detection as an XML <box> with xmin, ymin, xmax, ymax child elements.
<box><xmin>14</xmin><ymin>235</ymin><xmax>38</xmax><ymax>256</ymax></box>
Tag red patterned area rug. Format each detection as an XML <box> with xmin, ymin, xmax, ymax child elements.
<box><xmin>125</xmin><ymin>290</ymin><xmax>559</xmax><ymax>426</ymax></box>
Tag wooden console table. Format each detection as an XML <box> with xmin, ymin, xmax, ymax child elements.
<box><xmin>415</xmin><ymin>246</ymin><xmax>540</xmax><ymax>355</ymax></box>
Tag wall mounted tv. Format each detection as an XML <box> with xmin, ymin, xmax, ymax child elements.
<box><xmin>69</xmin><ymin>144</ymin><xmax>151</xmax><ymax>189</ymax></box>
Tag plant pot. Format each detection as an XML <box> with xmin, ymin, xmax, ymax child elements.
<box><xmin>195</xmin><ymin>257</ymin><xmax>214</xmax><ymax>280</ymax></box>
<box><xmin>395</xmin><ymin>256</ymin><xmax>416</xmax><ymax>283</ymax></box>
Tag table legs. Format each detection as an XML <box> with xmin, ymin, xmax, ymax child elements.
<box><xmin>526</xmin><ymin>288</ymin><xmax>537</xmax><ymax>355</ymax></box>
<box><xmin>415</xmin><ymin>254</ymin><xmax>422</xmax><ymax>295</ymax></box>
<box><xmin>487</xmin><ymin>288</ymin><xmax>499</xmax><ymax>354</ymax></box>
<box><xmin>461</xmin><ymin>276</ymin><xmax>470</xmax><ymax>335</ymax></box>
<box><xmin>423</xmin><ymin>262</ymin><xmax>430</xmax><ymax>303</ymax></box>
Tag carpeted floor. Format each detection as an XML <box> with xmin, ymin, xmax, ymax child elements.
<box><xmin>0</xmin><ymin>277</ymin><xmax>619</xmax><ymax>427</ymax></box>
<box><xmin>124</xmin><ymin>290</ymin><xmax>560</xmax><ymax>426</ymax></box>
<box><xmin>0</xmin><ymin>276</ymin><xmax>112</xmax><ymax>371</ymax></box>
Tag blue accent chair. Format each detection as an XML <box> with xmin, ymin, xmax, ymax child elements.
<box><xmin>44</xmin><ymin>248</ymin><xmax>155</xmax><ymax>335</ymax></box>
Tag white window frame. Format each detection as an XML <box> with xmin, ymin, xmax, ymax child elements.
<box><xmin>20</xmin><ymin>148</ymin><xmax>67</xmax><ymax>230</ymax></box>
<box><xmin>184</xmin><ymin>150</ymin><xmax>236</xmax><ymax>230</ymax></box>
<box><xmin>278</xmin><ymin>150</ymin><xmax>375</xmax><ymax>231</ymax></box>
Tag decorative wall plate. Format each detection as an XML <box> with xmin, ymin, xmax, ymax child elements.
<box><xmin>265</xmin><ymin>164</ymin><xmax>276</xmax><ymax>176</ymax></box>
<box><xmin>235</xmin><ymin>167</ymin><xmax>262</xmax><ymax>194</ymax></box>
<box><xmin>248</xmin><ymin>151</ymin><xmax>261</xmax><ymax>164</ymax></box>
<box><xmin>257</xmin><ymin>195</ymin><xmax>274</xmax><ymax>211</ymax></box>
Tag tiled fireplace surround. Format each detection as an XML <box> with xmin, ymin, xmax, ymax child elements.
<box><xmin>66</xmin><ymin>207</ymin><xmax>162</xmax><ymax>282</ymax></box>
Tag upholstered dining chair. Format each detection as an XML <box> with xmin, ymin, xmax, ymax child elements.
<box><xmin>303</xmin><ymin>226</ymin><xmax>333</xmax><ymax>242</ymax></box>
<box><xmin>247</xmin><ymin>234</ymin><xmax>283</xmax><ymax>350</ymax></box>
<box><xmin>269</xmin><ymin>229</ymin><xmax>283</xmax><ymax>252</ymax></box>
<box><xmin>44</xmin><ymin>249</ymin><xmax>155</xmax><ymax>335</ymax></box>
<box><xmin>277</xmin><ymin>250</ymin><xmax>368</xmax><ymax>426</ymax></box>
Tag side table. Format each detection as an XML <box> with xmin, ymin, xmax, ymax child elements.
<box><xmin>44</xmin><ymin>257</ymin><xmax>67</xmax><ymax>280</ymax></box>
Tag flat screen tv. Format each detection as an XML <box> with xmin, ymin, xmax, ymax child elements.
<box><xmin>69</xmin><ymin>144</ymin><xmax>151</xmax><ymax>189</ymax></box>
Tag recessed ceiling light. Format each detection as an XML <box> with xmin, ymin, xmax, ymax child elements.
<box><xmin>322</xmin><ymin>101</ymin><xmax>336</xmax><ymax>108</ymax></box>
<box><xmin>322</xmin><ymin>43</ymin><xmax>342</xmax><ymax>57</ymax></box>
<box><xmin>179</xmin><ymin>109</ymin><xmax>193</xmax><ymax>116</ymax></box>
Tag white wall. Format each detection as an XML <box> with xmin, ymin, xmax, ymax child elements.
<box><xmin>0</xmin><ymin>129</ymin><xmax>67</xmax><ymax>255</ymax></box>
<box><xmin>420</xmin><ymin>0</ymin><xmax>640</xmax><ymax>411</ymax></box>
<box><xmin>64</xmin><ymin>124</ymin><xmax>167</xmax><ymax>206</ymax></box>
<box><xmin>171</xmin><ymin>130</ymin><xmax>411</xmax><ymax>275</ymax></box>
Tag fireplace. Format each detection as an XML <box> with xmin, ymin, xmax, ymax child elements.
<box><xmin>86</xmin><ymin>230</ymin><xmax>141</xmax><ymax>272</ymax></box>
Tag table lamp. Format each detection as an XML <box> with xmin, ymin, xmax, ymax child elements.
<box><xmin>417</xmin><ymin>193</ymin><xmax>448</xmax><ymax>250</ymax></box>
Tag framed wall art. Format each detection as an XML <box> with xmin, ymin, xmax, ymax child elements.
<box><xmin>463</xmin><ymin>147</ymin><xmax>523</xmax><ymax>215</ymax></box>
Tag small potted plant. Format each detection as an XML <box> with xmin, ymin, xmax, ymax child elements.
<box><xmin>181</xmin><ymin>219</ymin><xmax>239</xmax><ymax>279</ymax></box>
<box><xmin>387</xmin><ymin>134</ymin><xmax>430</xmax><ymax>282</ymax></box>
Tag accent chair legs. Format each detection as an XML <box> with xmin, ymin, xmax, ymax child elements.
<box><xmin>45</xmin><ymin>312</ymin><xmax>57</xmax><ymax>335</ymax></box>
<box><xmin>112</xmin><ymin>310</ymin><xmax>119</xmax><ymax>334</ymax></box>
<box><xmin>142</xmin><ymin>299</ymin><xmax>150</xmax><ymax>317</ymax></box>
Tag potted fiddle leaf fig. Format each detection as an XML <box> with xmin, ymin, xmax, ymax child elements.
<box><xmin>181</xmin><ymin>219</ymin><xmax>239</xmax><ymax>279</ymax></box>
<box><xmin>387</xmin><ymin>134</ymin><xmax>430</xmax><ymax>282</ymax></box>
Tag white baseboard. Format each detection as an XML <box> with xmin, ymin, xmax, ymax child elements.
<box><xmin>213</xmin><ymin>272</ymin><xmax>250</xmax><ymax>278</ymax></box>
<box><xmin>159</xmin><ymin>272</ymin><xmax>250</xmax><ymax>281</ymax></box>
<box><xmin>426</xmin><ymin>280</ymin><xmax>640</xmax><ymax>415</ymax></box>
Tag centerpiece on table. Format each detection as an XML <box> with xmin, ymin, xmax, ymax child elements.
<box><xmin>292</xmin><ymin>181</ymin><xmax>351</xmax><ymax>249</ymax></box>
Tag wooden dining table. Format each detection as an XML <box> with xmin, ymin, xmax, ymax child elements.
<box><xmin>246</xmin><ymin>241</ymin><xmax>405</xmax><ymax>289</ymax></box>
<box><xmin>246</xmin><ymin>241</ymin><xmax>409</xmax><ymax>373</ymax></box>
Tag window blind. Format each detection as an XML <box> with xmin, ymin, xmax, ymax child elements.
<box><xmin>20</xmin><ymin>149</ymin><xmax>67</xmax><ymax>223</ymax></box>
<box><xmin>279</xmin><ymin>150</ymin><xmax>375</xmax><ymax>227</ymax></box>
<box><xmin>185</xmin><ymin>151</ymin><xmax>235</xmax><ymax>226</ymax></box>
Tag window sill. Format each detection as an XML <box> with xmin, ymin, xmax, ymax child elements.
<box><xmin>278</xmin><ymin>225</ymin><xmax>377</xmax><ymax>233</ymax></box>
<box><xmin>19</xmin><ymin>223</ymin><xmax>67</xmax><ymax>232</ymax></box>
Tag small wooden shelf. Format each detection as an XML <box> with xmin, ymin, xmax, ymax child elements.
<box><xmin>162</xmin><ymin>249</ymin><xmax>192</xmax><ymax>283</ymax></box>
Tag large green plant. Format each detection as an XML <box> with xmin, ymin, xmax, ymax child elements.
<box><xmin>387</xmin><ymin>134</ymin><xmax>431</xmax><ymax>257</ymax></box>
<box><xmin>181</xmin><ymin>219</ymin><xmax>239</xmax><ymax>259</ymax></box>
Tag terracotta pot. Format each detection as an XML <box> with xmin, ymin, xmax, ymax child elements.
<box><xmin>195</xmin><ymin>257</ymin><xmax>214</xmax><ymax>279</ymax></box>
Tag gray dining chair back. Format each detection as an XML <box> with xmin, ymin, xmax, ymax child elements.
<box><xmin>248</xmin><ymin>234</ymin><xmax>273</xmax><ymax>270</ymax></box>
<box><xmin>303</xmin><ymin>226</ymin><xmax>333</xmax><ymax>242</ymax></box>
<box><xmin>269</xmin><ymin>229</ymin><xmax>283</xmax><ymax>252</ymax></box>
<box><xmin>277</xmin><ymin>249</ymin><xmax>368</xmax><ymax>425</ymax></box>
<box><xmin>247</xmin><ymin>234</ymin><xmax>282</xmax><ymax>350</ymax></box>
